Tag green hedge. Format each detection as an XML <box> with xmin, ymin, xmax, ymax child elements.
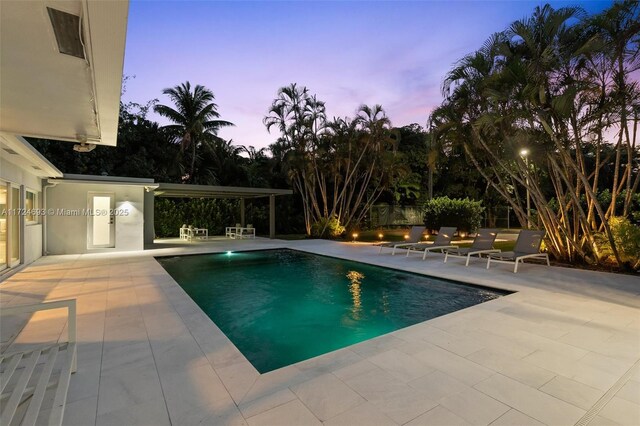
<box><xmin>154</xmin><ymin>198</ymin><xmax>243</xmax><ymax>238</ymax></box>
<box><xmin>422</xmin><ymin>197</ymin><xmax>484</xmax><ymax>233</ymax></box>
<box><xmin>154</xmin><ymin>197</ymin><xmax>306</xmax><ymax>238</ymax></box>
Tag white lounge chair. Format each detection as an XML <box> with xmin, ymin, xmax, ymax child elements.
<box><xmin>405</xmin><ymin>227</ymin><xmax>458</xmax><ymax>259</ymax></box>
<box><xmin>486</xmin><ymin>229</ymin><xmax>550</xmax><ymax>273</ymax></box>
<box><xmin>377</xmin><ymin>226</ymin><xmax>426</xmax><ymax>255</ymax></box>
<box><xmin>444</xmin><ymin>228</ymin><xmax>500</xmax><ymax>266</ymax></box>
<box><xmin>1</xmin><ymin>299</ymin><xmax>77</xmax><ymax>426</ymax></box>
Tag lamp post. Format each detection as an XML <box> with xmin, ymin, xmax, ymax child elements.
<box><xmin>427</xmin><ymin>133</ymin><xmax>434</xmax><ymax>200</ymax></box>
<box><xmin>520</xmin><ymin>149</ymin><xmax>531</xmax><ymax>228</ymax></box>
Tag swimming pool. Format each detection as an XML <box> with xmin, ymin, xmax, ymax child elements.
<box><xmin>157</xmin><ymin>249</ymin><xmax>507</xmax><ymax>373</ymax></box>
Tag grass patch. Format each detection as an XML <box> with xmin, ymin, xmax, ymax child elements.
<box><xmin>276</xmin><ymin>230</ymin><xmax>517</xmax><ymax>252</ymax></box>
<box><xmin>274</xmin><ymin>234</ymin><xmax>308</xmax><ymax>240</ymax></box>
<box><xmin>353</xmin><ymin>229</ymin><xmax>516</xmax><ymax>248</ymax></box>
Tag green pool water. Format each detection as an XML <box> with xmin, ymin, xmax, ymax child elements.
<box><xmin>157</xmin><ymin>249</ymin><xmax>506</xmax><ymax>373</ymax></box>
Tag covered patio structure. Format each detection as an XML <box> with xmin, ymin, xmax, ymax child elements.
<box><xmin>147</xmin><ymin>183</ymin><xmax>293</xmax><ymax>240</ymax></box>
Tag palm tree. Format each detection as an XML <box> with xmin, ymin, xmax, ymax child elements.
<box><xmin>199</xmin><ymin>138</ymin><xmax>244</xmax><ymax>185</ymax></box>
<box><xmin>264</xmin><ymin>83</ymin><xmax>322</xmax><ymax>233</ymax></box>
<box><xmin>431</xmin><ymin>3</ymin><xmax>638</xmax><ymax>267</ymax></box>
<box><xmin>264</xmin><ymin>83</ymin><xmax>316</xmax><ymax>151</ymax></box>
<box><xmin>240</xmin><ymin>146</ymin><xmax>270</xmax><ymax>187</ymax></box>
<box><xmin>154</xmin><ymin>82</ymin><xmax>233</xmax><ymax>182</ymax></box>
<box><xmin>587</xmin><ymin>0</ymin><xmax>640</xmax><ymax>217</ymax></box>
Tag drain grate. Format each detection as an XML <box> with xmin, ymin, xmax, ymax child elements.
<box><xmin>575</xmin><ymin>356</ymin><xmax>640</xmax><ymax>426</ymax></box>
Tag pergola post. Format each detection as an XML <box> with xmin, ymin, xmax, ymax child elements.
<box><xmin>269</xmin><ymin>195</ymin><xmax>275</xmax><ymax>239</ymax></box>
<box><xmin>240</xmin><ymin>198</ymin><xmax>246</xmax><ymax>227</ymax></box>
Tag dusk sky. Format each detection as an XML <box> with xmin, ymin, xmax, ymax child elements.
<box><xmin>122</xmin><ymin>0</ymin><xmax>613</xmax><ymax>150</ymax></box>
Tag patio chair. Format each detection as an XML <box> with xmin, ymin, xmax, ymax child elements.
<box><xmin>377</xmin><ymin>226</ymin><xmax>426</xmax><ymax>255</ymax></box>
<box><xmin>179</xmin><ymin>224</ymin><xmax>189</xmax><ymax>240</ymax></box>
<box><xmin>183</xmin><ymin>225</ymin><xmax>195</xmax><ymax>242</ymax></box>
<box><xmin>405</xmin><ymin>227</ymin><xmax>458</xmax><ymax>259</ymax></box>
<box><xmin>444</xmin><ymin>228</ymin><xmax>500</xmax><ymax>266</ymax></box>
<box><xmin>193</xmin><ymin>227</ymin><xmax>208</xmax><ymax>240</ymax></box>
<box><xmin>486</xmin><ymin>229</ymin><xmax>550</xmax><ymax>273</ymax></box>
<box><xmin>238</xmin><ymin>224</ymin><xmax>256</xmax><ymax>239</ymax></box>
<box><xmin>0</xmin><ymin>299</ymin><xmax>77</xmax><ymax>426</ymax></box>
<box><xmin>226</xmin><ymin>223</ymin><xmax>242</xmax><ymax>238</ymax></box>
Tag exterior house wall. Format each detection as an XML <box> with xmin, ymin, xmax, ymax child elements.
<box><xmin>46</xmin><ymin>183</ymin><xmax>145</xmax><ymax>254</ymax></box>
<box><xmin>24</xmin><ymin>224</ymin><xmax>42</xmax><ymax>264</ymax></box>
<box><xmin>0</xmin><ymin>156</ymin><xmax>43</xmax><ymax>190</ymax></box>
<box><xmin>1</xmin><ymin>156</ymin><xmax>44</xmax><ymax>266</ymax></box>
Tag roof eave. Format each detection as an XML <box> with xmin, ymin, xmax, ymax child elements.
<box><xmin>0</xmin><ymin>133</ymin><xmax>63</xmax><ymax>178</ymax></box>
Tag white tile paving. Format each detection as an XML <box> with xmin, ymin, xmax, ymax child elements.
<box><xmin>539</xmin><ymin>376</ymin><xmax>604</xmax><ymax>410</ymax></box>
<box><xmin>598</xmin><ymin>397</ymin><xmax>640</xmax><ymax>425</ymax></box>
<box><xmin>439</xmin><ymin>387</ymin><xmax>510</xmax><ymax>425</ymax></box>
<box><xmin>490</xmin><ymin>409</ymin><xmax>545</xmax><ymax>426</ymax></box>
<box><xmin>290</xmin><ymin>373</ymin><xmax>364</xmax><ymax>421</ymax></box>
<box><xmin>322</xmin><ymin>401</ymin><xmax>397</xmax><ymax>426</ymax></box>
<box><xmin>473</xmin><ymin>374</ymin><xmax>586</xmax><ymax>425</ymax></box>
<box><xmin>1</xmin><ymin>238</ymin><xmax>639</xmax><ymax>425</ymax></box>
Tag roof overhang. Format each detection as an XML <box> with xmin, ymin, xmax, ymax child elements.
<box><xmin>0</xmin><ymin>0</ymin><xmax>129</xmax><ymax>147</ymax></box>
<box><xmin>48</xmin><ymin>174</ymin><xmax>158</xmax><ymax>191</ymax></box>
<box><xmin>154</xmin><ymin>183</ymin><xmax>293</xmax><ymax>199</ymax></box>
<box><xmin>0</xmin><ymin>132</ymin><xmax>63</xmax><ymax>178</ymax></box>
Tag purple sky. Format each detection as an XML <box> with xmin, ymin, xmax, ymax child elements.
<box><xmin>122</xmin><ymin>0</ymin><xmax>612</xmax><ymax>150</ymax></box>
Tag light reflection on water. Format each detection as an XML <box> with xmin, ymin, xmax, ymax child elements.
<box><xmin>346</xmin><ymin>270</ymin><xmax>364</xmax><ymax>320</ymax></box>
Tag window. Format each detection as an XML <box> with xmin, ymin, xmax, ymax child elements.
<box><xmin>26</xmin><ymin>191</ymin><xmax>38</xmax><ymax>224</ymax></box>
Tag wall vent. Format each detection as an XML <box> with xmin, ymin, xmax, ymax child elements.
<box><xmin>3</xmin><ymin>148</ymin><xmax>18</xmax><ymax>155</ymax></box>
<box><xmin>47</xmin><ymin>7</ymin><xmax>85</xmax><ymax>59</ymax></box>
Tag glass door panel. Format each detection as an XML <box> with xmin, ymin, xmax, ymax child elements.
<box><xmin>9</xmin><ymin>187</ymin><xmax>20</xmax><ymax>266</ymax></box>
<box><xmin>0</xmin><ymin>185</ymin><xmax>7</xmax><ymax>271</ymax></box>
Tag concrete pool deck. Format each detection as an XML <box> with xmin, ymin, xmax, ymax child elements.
<box><xmin>1</xmin><ymin>238</ymin><xmax>639</xmax><ymax>425</ymax></box>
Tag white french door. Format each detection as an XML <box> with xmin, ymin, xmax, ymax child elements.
<box><xmin>0</xmin><ymin>184</ymin><xmax>7</xmax><ymax>271</ymax></box>
<box><xmin>88</xmin><ymin>193</ymin><xmax>115</xmax><ymax>249</ymax></box>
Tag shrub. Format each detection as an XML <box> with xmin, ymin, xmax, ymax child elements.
<box><xmin>310</xmin><ymin>216</ymin><xmax>345</xmax><ymax>238</ymax></box>
<box><xmin>597</xmin><ymin>217</ymin><xmax>640</xmax><ymax>270</ymax></box>
<box><xmin>422</xmin><ymin>197</ymin><xmax>484</xmax><ymax>234</ymax></box>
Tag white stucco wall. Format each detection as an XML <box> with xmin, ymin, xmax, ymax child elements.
<box><xmin>24</xmin><ymin>224</ymin><xmax>42</xmax><ymax>264</ymax></box>
<box><xmin>46</xmin><ymin>182</ymin><xmax>145</xmax><ymax>254</ymax></box>
<box><xmin>1</xmin><ymin>156</ymin><xmax>44</xmax><ymax>267</ymax></box>
<box><xmin>0</xmin><ymin>156</ymin><xmax>42</xmax><ymax>191</ymax></box>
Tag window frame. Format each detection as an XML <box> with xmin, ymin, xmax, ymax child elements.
<box><xmin>25</xmin><ymin>190</ymin><xmax>39</xmax><ymax>225</ymax></box>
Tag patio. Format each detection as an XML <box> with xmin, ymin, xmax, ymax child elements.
<box><xmin>1</xmin><ymin>239</ymin><xmax>639</xmax><ymax>425</ymax></box>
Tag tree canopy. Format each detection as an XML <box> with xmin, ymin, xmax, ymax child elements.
<box><xmin>430</xmin><ymin>1</ymin><xmax>639</xmax><ymax>268</ymax></box>
<box><xmin>264</xmin><ymin>83</ymin><xmax>407</xmax><ymax>235</ymax></box>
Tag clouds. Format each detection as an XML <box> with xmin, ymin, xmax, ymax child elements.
<box><xmin>123</xmin><ymin>0</ymin><xmax>612</xmax><ymax>148</ymax></box>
